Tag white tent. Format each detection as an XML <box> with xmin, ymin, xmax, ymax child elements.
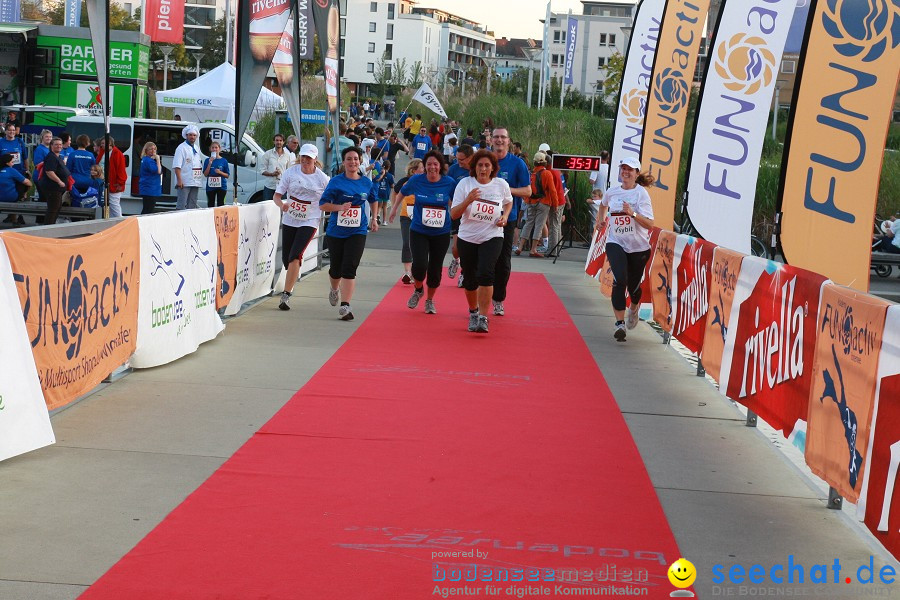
<box><xmin>155</xmin><ymin>63</ymin><xmax>284</xmax><ymax>126</ymax></box>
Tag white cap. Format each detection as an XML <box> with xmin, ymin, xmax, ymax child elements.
<box><xmin>619</xmin><ymin>156</ymin><xmax>641</xmax><ymax>170</ymax></box>
<box><xmin>299</xmin><ymin>143</ymin><xmax>318</xmax><ymax>159</ymax></box>
<box><xmin>361</xmin><ymin>138</ymin><xmax>375</xmax><ymax>149</ymax></box>
<box><xmin>538</xmin><ymin>143</ymin><xmax>551</xmax><ymax>152</ymax></box>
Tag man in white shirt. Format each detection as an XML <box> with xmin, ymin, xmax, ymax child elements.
<box><xmin>259</xmin><ymin>133</ymin><xmax>294</xmax><ymax>202</ymax></box>
<box><xmin>173</xmin><ymin>124</ymin><xmax>204</xmax><ymax>210</ymax></box>
<box><xmin>587</xmin><ymin>151</ymin><xmax>610</xmax><ymax>231</ymax></box>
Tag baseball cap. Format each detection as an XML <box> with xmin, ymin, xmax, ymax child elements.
<box><xmin>538</xmin><ymin>143</ymin><xmax>551</xmax><ymax>152</ymax></box>
<box><xmin>619</xmin><ymin>156</ymin><xmax>641</xmax><ymax>170</ymax></box>
<box><xmin>299</xmin><ymin>144</ymin><xmax>318</xmax><ymax>159</ymax></box>
<box><xmin>533</xmin><ymin>151</ymin><xmax>548</xmax><ymax>164</ymax></box>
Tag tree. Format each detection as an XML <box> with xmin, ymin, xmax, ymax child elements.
<box><xmin>602</xmin><ymin>51</ymin><xmax>626</xmax><ymax>102</ymax></box>
<box><xmin>409</xmin><ymin>61</ymin><xmax>424</xmax><ymax>88</ymax></box>
<box><xmin>373</xmin><ymin>56</ymin><xmax>393</xmax><ymax>99</ymax></box>
<box><xmin>391</xmin><ymin>58</ymin><xmax>408</xmax><ymax>88</ymax></box>
<box><xmin>44</xmin><ymin>0</ymin><xmax>140</xmax><ymax>30</ymax></box>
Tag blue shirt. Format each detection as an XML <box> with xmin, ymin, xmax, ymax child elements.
<box><xmin>0</xmin><ymin>167</ymin><xmax>24</xmax><ymax>202</ymax></box>
<box><xmin>496</xmin><ymin>152</ymin><xmax>530</xmax><ymax>221</ymax></box>
<box><xmin>60</xmin><ymin>146</ymin><xmax>75</xmax><ymax>164</ymax></box>
<box><xmin>373</xmin><ymin>138</ymin><xmax>391</xmax><ymax>161</ymax></box>
<box><xmin>375</xmin><ymin>172</ymin><xmax>394</xmax><ymax>200</ymax></box>
<box><xmin>203</xmin><ymin>157</ymin><xmax>230</xmax><ymax>191</ymax></box>
<box><xmin>411</xmin><ymin>134</ymin><xmax>432</xmax><ymax>159</ymax></box>
<box><xmin>0</xmin><ymin>137</ymin><xmax>27</xmax><ymax>175</ymax></box>
<box><xmin>68</xmin><ymin>148</ymin><xmax>96</xmax><ymax>181</ymax></box>
<box><xmin>446</xmin><ymin>162</ymin><xmax>470</xmax><ymax>182</ymax></box>
<box><xmin>401</xmin><ymin>173</ymin><xmax>458</xmax><ymax>236</ymax></box>
<box><xmin>32</xmin><ymin>143</ymin><xmax>49</xmax><ymax>181</ymax></box>
<box><xmin>139</xmin><ymin>156</ymin><xmax>162</xmax><ymax>196</ymax></box>
<box><xmin>320</xmin><ymin>174</ymin><xmax>378</xmax><ymax>238</ymax></box>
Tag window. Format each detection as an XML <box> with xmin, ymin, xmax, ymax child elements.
<box><xmin>385</xmin><ymin>65</ymin><xmax>392</xmax><ymax>79</ymax></box>
<box><xmin>340</xmin><ymin>39</ymin><xmax>345</xmax><ymax>56</ymax></box>
<box><xmin>367</xmin><ymin>62</ymin><xmax>375</xmax><ymax>73</ymax></box>
<box><xmin>369</xmin><ymin>22</ymin><xmax>377</xmax><ymax>32</ymax></box>
<box><xmin>598</xmin><ymin>57</ymin><xmax>607</xmax><ymax>68</ymax></box>
<box><xmin>370</xmin><ymin>1</ymin><xmax>377</xmax><ymax>11</ymax></box>
<box><xmin>599</xmin><ymin>33</ymin><xmax>607</xmax><ymax>45</ymax></box>
<box><xmin>387</xmin><ymin>3</ymin><xmax>395</xmax><ymax>19</ymax></box>
<box><xmin>387</xmin><ymin>24</ymin><xmax>393</xmax><ymax>40</ymax></box>
<box><xmin>551</xmin><ymin>53</ymin><xmax>561</xmax><ymax>66</ymax></box>
<box><xmin>553</xmin><ymin>30</ymin><xmax>566</xmax><ymax>44</ymax></box>
<box><xmin>384</xmin><ymin>43</ymin><xmax>393</xmax><ymax>60</ymax></box>
<box><xmin>781</xmin><ymin>60</ymin><xmax>796</xmax><ymax>74</ymax></box>
<box><xmin>368</xmin><ymin>42</ymin><xmax>376</xmax><ymax>53</ymax></box>
<box><xmin>340</xmin><ymin>18</ymin><xmax>346</xmax><ymax>36</ymax></box>
<box><xmin>609</xmin><ymin>34</ymin><xmax>616</xmax><ymax>46</ymax></box>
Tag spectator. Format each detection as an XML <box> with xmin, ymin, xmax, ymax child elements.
<box><xmin>172</xmin><ymin>123</ymin><xmax>204</xmax><ymax>210</ymax></box>
<box><xmin>37</xmin><ymin>137</ymin><xmax>70</xmax><ymax>225</ymax></box>
<box><xmin>203</xmin><ymin>141</ymin><xmax>230</xmax><ymax>208</ymax></box>
<box><xmin>0</xmin><ymin>153</ymin><xmax>30</xmax><ymax>210</ymax></box>
<box><xmin>260</xmin><ymin>133</ymin><xmax>293</xmax><ymax>201</ymax></box>
<box><xmin>519</xmin><ymin>152</ymin><xmax>557</xmax><ymax>258</ymax></box>
<box><xmin>588</xmin><ymin>151</ymin><xmax>610</xmax><ymax>231</ymax></box>
<box><xmin>139</xmin><ymin>142</ymin><xmax>162</xmax><ymax>214</ymax></box>
<box><xmin>69</xmin><ymin>134</ymin><xmax>96</xmax><ymax>192</ymax></box>
<box><xmin>99</xmin><ymin>136</ymin><xmax>127</xmax><ymax>217</ymax></box>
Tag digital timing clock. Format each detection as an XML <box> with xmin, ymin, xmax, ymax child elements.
<box><xmin>550</xmin><ymin>154</ymin><xmax>602</xmax><ymax>172</ymax></box>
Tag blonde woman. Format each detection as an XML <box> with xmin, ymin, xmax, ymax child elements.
<box><xmin>388</xmin><ymin>158</ymin><xmax>424</xmax><ymax>284</ymax></box>
<box><xmin>139</xmin><ymin>142</ymin><xmax>162</xmax><ymax>214</ymax></box>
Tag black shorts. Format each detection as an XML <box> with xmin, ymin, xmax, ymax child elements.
<box><xmin>282</xmin><ymin>224</ymin><xmax>317</xmax><ymax>268</ymax></box>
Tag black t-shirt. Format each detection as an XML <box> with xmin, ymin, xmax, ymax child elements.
<box><xmin>40</xmin><ymin>151</ymin><xmax>71</xmax><ymax>186</ymax></box>
<box><xmin>393</xmin><ymin>176</ymin><xmax>409</xmax><ymax>195</ymax></box>
<box><xmin>387</xmin><ymin>142</ymin><xmax>405</xmax><ymax>164</ymax></box>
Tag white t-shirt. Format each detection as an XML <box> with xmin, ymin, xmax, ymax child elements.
<box><xmin>452</xmin><ymin>176</ymin><xmax>513</xmax><ymax>244</ymax></box>
<box><xmin>275</xmin><ymin>166</ymin><xmax>330</xmax><ymax>228</ymax></box>
<box><xmin>172</xmin><ymin>141</ymin><xmax>205</xmax><ymax>187</ymax></box>
<box><xmin>589</xmin><ymin>163</ymin><xmax>609</xmax><ymax>193</ymax></box>
<box><xmin>601</xmin><ymin>184</ymin><xmax>654</xmax><ymax>253</ymax></box>
<box><xmin>443</xmin><ymin>132</ymin><xmax>458</xmax><ymax>155</ymax></box>
<box><xmin>261</xmin><ymin>148</ymin><xmax>295</xmax><ymax>190</ymax></box>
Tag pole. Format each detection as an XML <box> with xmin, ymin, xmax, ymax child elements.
<box><xmin>590</xmin><ymin>87</ymin><xmax>594</xmax><ymax>114</ymax></box>
<box><xmin>231</xmin><ymin>0</ymin><xmax>241</xmax><ymax>205</ymax></box>
<box><xmin>526</xmin><ymin>60</ymin><xmax>534</xmax><ymax>107</ymax></box>
<box><xmin>540</xmin><ymin>1</ymin><xmax>551</xmax><ymax>109</ymax></box>
<box><xmin>225</xmin><ymin>0</ymin><xmax>232</xmax><ymax>65</ymax></box>
<box><xmin>772</xmin><ymin>84</ymin><xmax>780</xmax><ymax>142</ymax></box>
<box><xmin>103</xmin><ymin>0</ymin><xmax>110</xmax><ymax>219</ymax></box>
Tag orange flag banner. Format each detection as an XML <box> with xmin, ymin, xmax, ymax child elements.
<box><xmin>649</xmin><ymin>229</ymin><xmax>677</xmax><ymax>332</ymax></box>
<box><xmin>214</xmin><ymin>206</ymin><xmax>240</xmax><ymax>310</ymax></box>
<box><xmin>701</xmin><ymin>246</ymin><xmax>744</xmax><ymax>383</ymax></box>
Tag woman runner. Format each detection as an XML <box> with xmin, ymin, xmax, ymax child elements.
<box><xmin>387</xmin><ymin>158</ymin><xmax>424</xmax><ymax>284</ymax></box>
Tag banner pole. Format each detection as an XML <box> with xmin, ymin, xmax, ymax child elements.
<box><xmin>232</xmin><ymin>0</ymin><xmax>241</xmax><ymax>205</ymax></box>
<box><xmin>103</xmin><ymin>0</ymin><xmax>110</xmax><ymax>219</ymax></box>
<box><xmin>293</xmin><ymin>0</ymin><xmax>301</xmax><ymax>140</ymax></box>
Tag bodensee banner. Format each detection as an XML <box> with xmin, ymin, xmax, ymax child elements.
<box><xmin>225</xmin><ymin>202</ymin><xmax>281</xmax><ymax>316</ymax></box>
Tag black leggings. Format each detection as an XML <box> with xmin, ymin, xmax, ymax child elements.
<box><xmin>457</xmin><ymin>236</ymin><xmax>503</xmax><ymax>291</ymax></box>
<box><xmin>282</xmin><ymin>224</ymin><xmax>317</xmax><ymax>268</ymax></box>
<box><xmin>326</xmin><ymin>234</ymin><xmax>367</xmax><ymax>280</ymax></box>
<box><xmin>606</xmin><ymin>242</ymin><xmax>651</xmax><ymax>312</ymax></box>
<box><xmin>410</xmin><ymin>230</ymin><xmax>451</xmax><ymax>289</ymax></box>
<box><xmin>38</xmin><ymin>182</ymin><xmax>63</xmax><ymax>225</ymax></box>
<box><xmin>141</xmin><ymin>195</ymin><xmax>159</xmax><ymax>214</ymax></box>
<box><xmin>492</xmin><ymin>221</ymin><xmax>517</xmax><ymax>302</ymax></box>
<box><xmin>207</xmin><ymin>189</ymin><xmax>227</xmax><ymax>208</ymax></box>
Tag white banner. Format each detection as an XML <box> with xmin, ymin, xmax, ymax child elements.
<box><xmin>563</xmin><ymin>16</ymin><xmax>578</xmax><ymax>85</ymax></box>
<box><xmin>0</xmin><ymin>239</ymin><xmax>55</xmax><ymax>463</ymax></box>
<box><xmin>411</xmin><ymin>82</ymin><xmax>448</xmax><ymax>119</ymax></box>
<box><xmin>685</xmin><ymin>0</ymin><xmax>796</xmax><ymax>254</ymax></box>
<box><xmin>608</xmin><ymin>0</ymin><xmax>667</xmax><ymax>185</ymax></box>
<box><xmin>225</xmin><ymin>202</ymin><xmax>281</xmax><ymax>316</ymax></box>
<box><xmin>132</xmin><ymin>211</ymin><xmax>225</xmax><ymax>369</ymax></box>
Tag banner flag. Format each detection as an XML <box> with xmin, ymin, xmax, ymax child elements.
<box><xmin>701</xmin><ymin>246</ymin><xmax>744</xmax><ymax>383</ymax></box>
<box><xmin>637</xmin><ymin>226</ymin><xmax>663</xmax><ymax>316</ymax></box>
<box><xmin>411</xmin><ymin>82</ymin><xmax>448</xmax><ymax>119</ymax></box>
<box><xmin>2</xmin><ymin>221</ymin><xmax>139</xmax><ymax>411</ymax></box>
<box><xmin>584</xmin><ymin>220</ymin><xmax>609</xmax><ymax>279</ymax></box>
<box><xmin>806</xmin><ymin>284</ymin><xmax>889</xmax><ymax>502</ymax></box>
<box><xmin>670</xmin><ymin>235</ymin><xmax>716</xmax><ymax>355</ymax></box>
<box><xmin>684</xmin><ymin>0</ymin><xmax>800</xmax><ymax>254</ymax></box>
<box><xmin>273</xmin><ymin>10</ymin><xmax>304</xmax><ymax>137</ymax></box>
<box><xmin>84</xmin><ymin>0</ymin><xmax>109</xmax><ymax>122</ymax></box>
<box><xmin>64</xmin><ymin>0</ymin><xmax>81</xmax><ymax>27</ymax></box>
<box><xmin>0</xmin><ymin>239</ymin><xmax>55</xmax><ymax>463</ymax></box>
<box><xmin>214</xmin><ymin>206</ymin><xmax>240</xmax><ymax>310</ymax></box>
<box><xmin>649</xmin><ymin>229</ymin><xmax>677</xmax><ymax>332</ymax></box>
<box><xmin>777</xmin><ymin>1</ymin><xmax>900</xmax><ymax>291</ymax></box>
<box><xmin>311</xmin><ymin>0</ymin><xmax>342</xmax><ymax>163</ymax></box>
<box><xmin>144</xmin><ymin>0</ymin><xmax>185</xmax><ymax>44</ymax></box>
<box><xmin>0</xmin><ymin>0</ymin><xmax>22</xmax><ymax>23</ymax></box>
<box><xmin>609</xmin><ymin>0</ymin><xmax>667</xmax><ymax>185</ymax></box>
<box><xmin>639</xmin><ymin>0</ymin><xmax>711</xmax><ymax>229</ymax></box>
<box><xmin>224</xmin><ymin>202</ymin><xmax>281</xmax><ymax>316</ymax></box>
<box><xmin>718</xmin><ymin>257</ymin><xmax>828</xmax><ymax>437</ymax></box>
<box><xmin>859</xmin><ymin>305</ymin><xmax>900</xmax><ymax>558</ymax></box>
<box><xmin>131</xmin><ymin>212</ymin><xmax>225</xmax><ymax>369</ymax></box>
<box><xmin>600</xmin><ymin>259</ymin><xmax>615</xmax><ymax>298</ymax></box>
<box><xmin>563</xmin><ymin>16</ymin><xmax>578</xmax><ymax>85</ymax></box>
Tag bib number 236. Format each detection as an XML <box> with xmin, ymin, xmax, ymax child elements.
<box><xmin>422</xmin><ymin>207</ymin><xmax>446</xmax><ymax>228</ymax></box>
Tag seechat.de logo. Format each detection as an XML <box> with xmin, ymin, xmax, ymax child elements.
<box><xmin>652</xmin><ymin>68</ymin><xmax>689</xmax><ymax>114</ymax></box>
<box><xmin>714</xmin><ymin>33</ymin><xmax>776</xmax><ymax>95</ymax></box>
<box><xmin>620</xmin><ymin>88</ymin><xmax>648</xmax><ymax>124</ymax></box>
<box><xmin>822</xmin><ymin>0</ymin><xmax>899</xmax><ymax>63</ymax></box>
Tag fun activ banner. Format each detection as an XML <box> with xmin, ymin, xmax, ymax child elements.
<box><xmin>312</xmin><ymin>0</ymin><xmax>342</xmax><ymax>160</ymax></box>
<box><xmin>2</xmin><ymin>221</ymin><xmax>139</xmax><ymax>410</ymax></box>
<box><xmin>143</xmin><ymin>0</ymin><xmax>185</xmax><ymax>44</ymax></box>
<box><xmin>701</xmin><ymin>246</ymin><xmax>744</xmax><ymax>383</ymax></box>
<box><xmin>718</xmin><ymin>256</ymin><xmax>828</xmax><ymax>437</ymax></box>
<box><xmin>584</xmin><ymin>220</ymin><xmax>610</xmax><ymax>279</ymax></box>
<box><xmin>0</xmin><ymin>239</ymin><xmax>55</xmax><ymax>463</ymax></box>
<box><xmin>670</xmin><ymin>235</ymin><xmax>716</xmax><ymax>354</ymax></box>
<box><xmin>225</xmin><ymin>202</ymin><xmax>281</xmax><ymax>316</ymax></box>
<box><xmin>684</xmin><ymin>0</ymin><xmax>800</xmax><ymax>254</ymax></box>
<box><xmin>649</xmin><ymin>229</ymin><xmax>677</xmax><ymax>332</ymax></box>
<box><xmin>778</xmin><ymin>0</ymin><xmax>900</xmax><ymax>291</ymax></box>
<box><xmin>639</xmin><ymin>0</ymin><xmax>710</xmax><ymax>228</ymax></box>
<box><xmin>215</xmin><ymin>206</ymin><xmax>240</xmax><ymax>310</ymax></box>
<box><xmin>806</xmin><ymin>284</ymin><xmax>890</xmax><ymax>502</ymax></box>
<box><xmin>858</xmin><ymin>305</ymin><xmax>900</xmax><ymax>559</ymax></box>
<box><xmin>131</xmin><ymin>212</ymin><xmax>225</xmax><ymax>369</ymax></box>
<box><xmin>609</xmin><ymin>0</ymin><xmax>667</xmax><ymax>185</ymax></box>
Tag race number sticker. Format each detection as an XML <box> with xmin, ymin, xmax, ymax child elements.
<box><xmin>422</xmin><ymin>207</ymin><xmax>447</xmax><ymax>228</ymax></box>
<box><xmin>612</xmin><ymin>214</ymin><xmax>635</xmax><ymax>237</ymax></box>
<box><xmin>192</xmin><ymin>168</ymin><xmax>204</xmax><ymax>184</ymax></box>
<box><xmin>10</xmin><ymin>152</ymin><xmax>20</xmax><ymax>166</ymax></box>
<box><xmin>472</xmin><ymin>200</ymin><xmax>500</xmax><ymax>223</ymax></box>
<box><xmin>338</xmin><ymin>206</ymin><xmax>362</xmax><ymax>228</ymax></box>
<box><xmin>417</xmin><ymin>143</ymin><xmax>427</xmax><ymax>152</ymax></box>
<box><xmin>288</xmin><ymin>197</ymin><xmax>311</xmax><ymax>221</ymax></box>
<box><xmin>207</xmin><ymin>176</ymin><xmax>222</xmax><ymax>188</ymax></box>
<box><xmin>405</xmin><ymin>204</ymin><xmax>414</xmax><ymax>218</ymax></box>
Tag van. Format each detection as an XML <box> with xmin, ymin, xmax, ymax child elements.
<box><xmin>64</xmin><ymin>116</ymin><xmax>267</xmax><ymax>215</ymax></box>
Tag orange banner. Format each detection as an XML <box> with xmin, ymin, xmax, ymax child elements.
<box><xmin>806</xmin><ymin>285</ymin><xmax>890</xmax><ymax>502</ymax></box>
<box><xmin>701</xmin><ymin>247</ymin><xmax>744</xmax><ymax>382</ymax></box>
<box><xmin>650</xmin><ymin>229</ymin><xmax>677</xmax><ymax>332</ymax></box>
<box><xmin>2</xmin><ymin>220</ymin><xmax>140</xmax><ymax>410</ymax></box>
<box><xmin>600</xmin><ymin>259</ymin><xmax>615</xmax><ymax>298</ymax></box>
<box><xmin>639</xmin><ymin>0</ymin><xmax>710</xmax><ymax>229</ymax></box>
<box><xmin>778</xmin><ymin>1</ymin><xmax>900</xmax><ymax>291</ymax></box>
<box><xmin>215</xmin><ymin>206</ymin><xmax>240</xmax><ymax>310</ymax></box>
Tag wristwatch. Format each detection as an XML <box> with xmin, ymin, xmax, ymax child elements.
<box><xmin>631</xmin><ymin>211</ymin><xmax>637</xmax><ymax>218</ymax></box>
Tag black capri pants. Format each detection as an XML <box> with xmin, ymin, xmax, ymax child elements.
<box><xmin>457</xmin><ymin>236</ymin><xmax>504</xmax><ymax>291</ymax></box>
<box><xmin>207</xmin><ymin>189</ymin><xmax>227</xmax><ymax>208</ymax></box>
<box><xmin>410</xmin><ymin>230</ymin><xmax>451</xmax><ymax>289</ymax></box>
<box><xmin>326</xmin><ymin>234</ymin><xmax>367</xmax><ymax>280</ymax></box>
<box><xmin>400</xmin><ymin>216</ymin><xmax>412</xmax><ymax>263</ymax></box>
<box><xmin>605</xmin><ymin>242</ymin><xmax>651</xmax><ymax>312</ymax></box>
<box><xmin>282</xmin><ymin>224</ymin><xmax>317</xmax><ymax>268</ymax></box>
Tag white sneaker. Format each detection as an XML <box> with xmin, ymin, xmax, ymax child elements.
<box><xmin>424</xmin><ymin>299</ymin><xmax>436</xmax><ymax>314</ymax></box>
<box><xmin>614</xmin><ymin>322</ymin><xmax>627</xmax><ymax>342</ymax></box>
<box><xmin>328</xmin><ymin>288</ymin><xmax>339</xmax><ymax>306</ymax></box>
<box><xmin>407</xmin><ymin>288</ymin><xmax>424</xmax><ymax>309</ymax></box>
<box><xmin>278</xmin><ymin>291</ymin><xmax>291</xmax><ymax>311</ymax></box>
<box><xmin>468</xmin><ymin>312</ymin><xmax>479</xmax><ymax>332</ymax></box>
<box><xmin>457</xmin><ymin>274</ymin><xmax>465</xmax><ymax>288</ymax></box>
<box><xmin>338</xmin><ymin>305</ymin><xmax>354</xmax><ymax>321</ymax></box>
<box><xmin>626</xmin><ymin>303</ymin><xmax>640</xmax><ymax>330</ymax></box>
<box><xmin>492</xmin><ymin>300</ymin><xmax>504</xmax><ymax>316</ymax></box>
<box><xmin>448</xmin><ymin>257</ymin><xmax>460</xmax><ymax>279</ymax></box>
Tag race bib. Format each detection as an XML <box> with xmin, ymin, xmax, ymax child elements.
<box><xmin>192</xmin><ymin>168</ymin><xmax>203</xmax><ymax>184</ymax></box>
<box><xmin>417</xmin><ymin>143</ymin><xmax>427</xmax><ymax>151</ymax></box>
<box><xmin>9</xmin><ymin>152</ymin><xmax>20</xmax><ymax>166</ymax></box>
<box><xmin>338</xmin><ymin>206</ymin><xmax>362</xmax><ymax>228</ymax></box>
<box><xmin>472</xmin><ymin>200</ymin><xmax>500</xmax><ymax>224</ymax></box>
<box><xmin>405</xmin><ymin>204</ymin><xmax>414</xmax><ymax>218</ymax></box>
<box><xmin>207</xmin><ymin>176</ymin><xmax>222</xmax><ymax>188</ymax></box>
<box><xmin>422</xmin><ymin>207</ymin><xmax>447</xmax><ymax>229</ymax></box>
<box><xmin>288</xmin><ymin>197</ymin><xmax>311</xmax><ymax>221</ymax></box>
<box><xmin>612</xmin><ymin>214</ymin><xmax>635</xmax><ymax>237</ymax></box>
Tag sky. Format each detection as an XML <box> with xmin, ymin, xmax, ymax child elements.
<box><xmin>420</xmin><ymin>0</ymin><xmax>592</xmax><ymax>40</ymax></box>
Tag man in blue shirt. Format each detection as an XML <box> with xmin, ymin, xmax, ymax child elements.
<box><xmin>0</xmin><ymin>122</ymin><xmax>27</xmax><ymax>176</ymax></box>
<box><xmin>411</xmin><ymin>127</ymin><xmax>432</xmax><ymax>160</ymax></box>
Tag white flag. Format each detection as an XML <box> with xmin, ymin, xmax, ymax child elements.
<box><xmin>411</xmin><ymin>82</ymin><xmax>447</xmax><ymax>118</ymax></box>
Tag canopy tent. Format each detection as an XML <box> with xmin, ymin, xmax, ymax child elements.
<box><xmin>155</xmin><ymin>63</ymin><xmax>283</xmax><ymax>125</ymax></box>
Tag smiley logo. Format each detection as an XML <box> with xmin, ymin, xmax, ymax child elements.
<box><xmin>668</xmin><ymin>558</ymin><xmax>697</xmax><ymax>588</ymax></box>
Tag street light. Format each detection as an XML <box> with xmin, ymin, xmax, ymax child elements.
<box><xmin>192</xmin><ymin>52</ymin><xmax>204</xmax><ymax>78</ymax></box>
<box><xmin>772</xmin><ymin>79</ymin><xmax>788</xmax><ymax>141</ymax></box>
<box><xmin>159</xmin><ymin>45</ymin><xmax>174</xmax><ymax>91</ymax></box>
<box><xmin>483</xmin><ymin>55</ymin><xmax>499</xmax><ymax>96</ymax></box>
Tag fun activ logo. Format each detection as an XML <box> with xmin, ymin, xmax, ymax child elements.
<box><xmin>714</xmin><ymin>33</ymin><xmax>776</xmax><ymax>95</ymax></box>
<box><xmin>821</xmin><ymin>0</ymin><xmax>899</xmax><ymax>63</ymax></box>
<box><xmin>652</xmin><ymin>68</ymin><xmax>689</xmax><ymax>114</ymax></box>
<box><xmin>620</xmin><ymin>88</ymin><xmax>649</xmax><ymax>124</ymax></box>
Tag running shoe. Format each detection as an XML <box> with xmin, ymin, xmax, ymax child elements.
<box><xmin>339</xmin><ymin>305</ymin><xmax>354</xmax><ymax>321</ymax></box>
<box><xmin>448</xmin><ymin>257</ymin><xmax>460</xmax><ymax>279</ymax></box>
<box><xmin>278</xmin><ymin>291</ymin><xmax>292</xmax><ymax>311</ymax></box>
<box><xmin>457</xmin><ymin>274</ymin><xmax>465</xmax><ymax>288</ymax></box>
<box><xmin>626</xmin><ymin>304</ymin><xmax>640</xmax><ymax>330</ymax></box>
<box><xmin>407</xmin><ymin>288</ymin><xmax>424</xmax><ymax>309</ymax></box>
<box><xmin>513</xmin><ymin>245</ymin><xmax>520</xmax><ymax>255</ymax></box>
<box><xmin>492</xmin><ymin>300</ymin><xmax>504</xmax><ymax>316</ymax></box>
<box><xmin>401</xmin><ymin>272</ymin><xmax>412</xmax><ymax>285</ymax></box>
<box><xmin>536</xmin><ymin>245</ymin><xmax>549</xmax><ymax>254</ymax></box>
<box><xmin>328</xmin><ymin>288</ymin><xmax>339</xmax><ymax>306</ymax></box>
<box><xmin>424</xmin><ymin>299</ymin><xmax>436</xmax><ymax>314</ymax></box>
<box><xmin>376</xmin><ymin>216</ymin><xmax>382</xmax><ymax>225</ymax></box>
<box><xmin>468</xmin><ymin>312</ymin><xmax>479</xmax><ymax>332</ymax></box>
<box><xmin>614</xmin><ymin>321</ymin><xmax>627</xmax><ymax>342</ymax></box>
<box><xmin>476</xmin><ymin>315</ymin><xmax>489</xmax><ymax>333</ymax></box>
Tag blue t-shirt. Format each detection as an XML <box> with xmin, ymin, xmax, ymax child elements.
<box><xmin>32</xmin><ymin>143</ymin><xmax>49</xmax><ymax>181</ymax></box>
<box><xmin>0</xmin><ymin>137</ymin><xmax>27</xmax><ymax>175</ymax></box>
<box><xmin>320</xmin><ymin>174</ymin><xmax>378</xmax><ymax>238</ymax></box>
<box><xmin>446</xmin><ymin>162</ymin><xmax>470</xmax><ymax>182</ymax></box>
<box><xmin>0</xmin><ymin>166</ymin><xmax>25</xmax><ymax>202</ymax></box>
<box><xmin>496</xmin><ymin>152</ymin><xmax>530</xmax><ymax>221</ymax></box>
<box><xmin>373</xmin><ymin>138</ymin><xmax>391</xmax><ymax>161</ymax></box>
<box><xmin>60</xmin><ymin>146</ymin><xmax>75</xmax><ymax>164</ymax></box>
<box><xmin>68</xmin><ymin>148</ymin><xmax>96</xmax><ymax>183</ymax></box>
<box><xmin>139</xmin><ymin>156</ymin><xmax>162</xmax><ymax>196</ymax></box>
<box><xmin>375</xmin><ymin>172</ymin><xmax>394</xmax><ymax>200</ymax></box>
<box><xmin>401</xmin><ymin>173</ymin><xmax>458</xmax><ymax>236</ymax></box>
<box><xmin>203</xmin><ymin>157</ymin><xmax>230</xmax><ymax>191</ymax></box>
<box><xmin>411</xmin><ymin>134</ymin><xmax>432</xmax><ymax>159</ymax></box>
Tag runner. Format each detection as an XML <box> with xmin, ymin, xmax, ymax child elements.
<box><xmin>318</xmin><ymin>146</ymin><xmax>379</xmax><ymax>321</ymax></box>
<box><xmin>273</xmin><ymin>144</ymin><xmax>330</xmax><ymax>311</ymax></box>
<box><xmin>387</xmin><ymin>158</ymin><xmax>424</xmax><ymax>284</ymax></box>
<box><xmin>598</xmin><ymin>157</ymin><xmax>656</xmax><ymax>342</ymax></box>
<box><xmin>445</xmin><ymin>144</ymin><xmax>475</xmax><ymax>287</ymax></box>
<box><xmin>400</xmin><ymin>150</ymin><xmax>458</xmax><ymax>314</ymax></box>
<box><xmin>450</xmin><ymin>149</ymin><xmax>512</xmax><ymax>333</ymax></box>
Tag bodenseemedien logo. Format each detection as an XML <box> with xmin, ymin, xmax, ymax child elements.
<box><xmin>620</xmin><ymin>88</ymin><xmax>648</xmax><ymax>124</ymax></box>
<box><xmin>822</xmin><ymin>0</ymin><xmax>899</xmax><ymax>63</ymax></box>
<box><xmin>714</xmin><ymin>33</ymin><xmax>776</xmax><ymax>95</ymax></box>
<box><xmin>652</xmin><ymin>68</ymin><xmax>689</xmax><ymax>114</ymax></box>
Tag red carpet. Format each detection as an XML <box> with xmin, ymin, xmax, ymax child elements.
<box><xmin>82</xmin><ymin>273</ymin><xmax>683</xmax><ymax>599</ymax></box>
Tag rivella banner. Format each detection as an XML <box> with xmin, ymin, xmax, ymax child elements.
<box><xmin>670</xmin><ymin>235</ymin><xmax>715</xmax><ymax>355</ymax></box>
<box><xmin>639</xmin><ymin>0</ymin><xmax>710</xmax><ymax>228</ymax></box>
<box><xmin>778</xmin><ymin>1</ymin><xmax>900</xmax><ymax>291</ymax></box>
<box><xmin>0</xmin><ymin>239</ymin><xmax>55</xmax><ymax>463</ymax></box>
<box><xmin>224</xmin><ymin>202</ymin><xmax>281</xmax><ymax>316</ymax></box>
<box><xmin>312</xmin><ymin>0</ymin><xmax>342</xmax><ymax>160</ymax></box>
<box><xmin>700</xmin><ymin>246</ymin><xmax>744</xmax><ymax>383</ymax></box>
<box><xmin>215</xmin><ymin>206</ymin><xmax>240</xmax><ymax>310</ymax></box>
<box><xmin>685</xmin><ymin>0</ymin><xmax>799</xmax><ymax>254</ymax></box>
<box><xmin>584</xmin><ymin>220</ymin><xmax>610</xmax><ymax>279</ymax></box>
<box><xmin>131</xmin><ymin>211</ymin><xmax>224</xmax><ymax>369</ymax></box>
<box><xmin>609</xmin><ymin>0</ymin><xmax>667</xmax><ymax>185</ymax></box>
<box><xmin>273</xmin><ymin>6</ymin><xmax>307</xmax><ymax>134</ymax></box>
<box><xmin>2</xmin><ymin>221</ymin><xmax>139</xmax><ymax>411</ymax></box>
